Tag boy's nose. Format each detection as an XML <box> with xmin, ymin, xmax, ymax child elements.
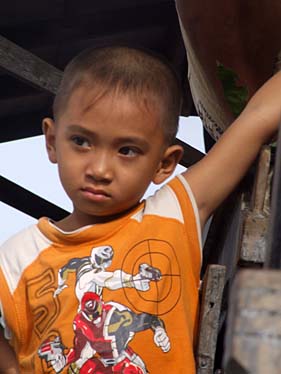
<box><xmin>85</xmin><ymin>151</ymin><xmax>113</xmax><ymax>183</ymax></box>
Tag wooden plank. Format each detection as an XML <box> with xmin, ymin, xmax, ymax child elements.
<box><xmin>224</xmin><ymin>269</ymin><xmax>281</xmax><ymax>374</ymax></box>
<box><xmin>239</xmin><ymin>146</ymin><xmax>271</xmax><ymax>265</ymax></box>
<box><xmin>266</xmin><ymin>123</ymin><xmax>281</xmax><ymax>268</ymax></box>
<box><xmin>1</xmin><ymin>176</ymin><xmax>68</xmax><ymax>221</ymax></box>
<box><xmin>201</xmin><ymin>178</ymin><xmax>252</xmax><ymax>370</ymax></box>
<box><xmin>196</xmin><ymin>264</ymin><xmax>226</xmax><ymax>373</ymax></box>
<box><xmin>202</xmin><ymin>188</ymin><xmax>245</xmax><ymax>277</ymax></box>
<box><xmin>0</xmin><ymin>34</ymin><xmax>62</xmax><ymax>94</ymax></box>
<box><xmin>239</xmin><ymin>211</ymin><xmax>269</xmax><ymax>265</ymax></box>
<box><xmin>175</xmin><ymin>138</ymin><xmax>204</xmax><ymax>167</ymax></box>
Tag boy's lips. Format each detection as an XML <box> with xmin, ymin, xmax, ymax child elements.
<box><xmin>81</xmin><ymin>187</ymin><xmax>111</xmax><ymax>201</ymax></box>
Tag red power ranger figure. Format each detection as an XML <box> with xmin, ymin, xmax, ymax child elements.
<box><xmin>39</xmin><ymin>292</ymin><xmax>170</xmax><ymax>374</ymax></box>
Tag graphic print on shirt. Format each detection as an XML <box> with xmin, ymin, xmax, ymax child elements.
<box><xmin>53</xmin><ymin>245</ymin><xmax>162</xmax><ymax>301</ymax></box>
<box><xmin>37</xmin><ymin>240</ymin><xmax>181</xmax><ymax>373</ymax></box>
<box><xmin>38</xmin><ymin>292</ymin><xmax>170</xmax><ymax>374</ymax></box>
<box><xmin>120</xmin><ymin>239</ymin><xmax>182</xmax><ymax>316</ymax></box>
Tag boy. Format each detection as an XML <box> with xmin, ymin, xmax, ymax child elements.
<box><xmin>0</xmin><ymin>46</ymin><xmax>280</xmax><ymax>374</ymax></box>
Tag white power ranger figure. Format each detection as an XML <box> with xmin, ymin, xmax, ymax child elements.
<box><xmin>54</xmin><ymin>245</ymin><xmax>162</xmax><ymax>301</ymax></box>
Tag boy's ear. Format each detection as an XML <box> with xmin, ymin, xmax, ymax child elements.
<box><xmin>153</xmin><ymin>145</ymin><xmax>184</xmax><ymax>185</ymax></box>
<box><xmin>42</xmin><ymin>117</ymin><xmax>57</xmax><ymax>164</ymax></box>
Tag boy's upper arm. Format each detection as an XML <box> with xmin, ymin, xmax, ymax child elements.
<box><xmin>183</xmin><ymin>70</ymin><xmax>281</xmax><ymax>228</ymax></box>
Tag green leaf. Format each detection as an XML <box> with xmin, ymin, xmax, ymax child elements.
<box><xmin>216</xmin><ymin>61</ymin><xmax>249</xmax><ymax>118</ymax></box>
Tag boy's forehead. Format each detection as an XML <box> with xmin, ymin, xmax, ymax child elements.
<box><xmin>65</xmin><ymin>84</ymin><xmax>164</xmax><ymax>120</ymax></box>
<box><xmin>68</xmin><ymin>85</ymin><xmax>104</xmax><ymax>109</ymax></box>
<box><xmin>58</xmin><ymin>84</ymin><xmax>168</xmax><ymax>142</ymax></box>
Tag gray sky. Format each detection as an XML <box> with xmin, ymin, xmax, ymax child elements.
<box><xmin>0</xmin><ymin>116</ymin><xmax>204</xmax><ymax>245</ymax></box>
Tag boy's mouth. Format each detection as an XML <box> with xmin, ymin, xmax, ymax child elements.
<box><xmin>81</xmin><ymin>187</ymin><xmax>111</xmax><ymax>202</ymax></box>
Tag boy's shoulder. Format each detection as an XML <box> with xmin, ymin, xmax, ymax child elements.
<box><xmin>1</xmin><ymin>223</ymin><xmax>34</xmax><ymax>247</ymax></box>
<box><xmin>0</xmin><ymin>222</ymin><xmax>49</xmax><ymax>293</ymax></box>
<box><xmin>143</xmin><ymin>175</ymin><xmax>200</xmax><ymax>230</ymax></box>
<box><xmin>0</xmin><ymin>222</ymin><xmax>40</xmax><ymax>249</ymax></box>
<box><xmin>0</xmin><ymin>222</ymin><xmax>48</xmax><ymax>266</ymax></box>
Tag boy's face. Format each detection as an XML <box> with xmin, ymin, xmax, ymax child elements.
<box><xmin>44</xmin><ymin>87</ymin><xmax>182</xmax><ymax>227</ymax></box>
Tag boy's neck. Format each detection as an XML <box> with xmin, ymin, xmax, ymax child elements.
<box><xmin>53</xmin><ymin>203</ymin><xmax>141</xmax><ymax>231</ymax></box>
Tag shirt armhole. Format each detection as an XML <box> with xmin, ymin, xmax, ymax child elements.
<box><xmin>176</xmin><ymin>175</ymin><xmax>203</xmax><ymax>261</ymax></box>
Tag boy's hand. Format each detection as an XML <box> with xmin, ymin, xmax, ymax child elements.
<box><xmin>184</xmin><ymin>71</ymin><xmax>281</xmax><ymax>228</ymax></box>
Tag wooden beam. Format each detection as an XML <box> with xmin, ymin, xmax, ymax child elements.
<box><xmin>0</xmin><ymin>34</ymin><xmax>62</xmax><ymax>94</ymax></box>
<box><xmin>175</xmin><ymin>138</ymin><xmax>204</xmax><ymax>168</ymax></box>
<box><xmin>0</xmin><ymin>176</ymin><xmax>68</xmax><ymax>220</ymax></box>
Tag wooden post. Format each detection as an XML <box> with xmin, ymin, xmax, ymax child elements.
<box><xmin>224</xmin><ymin>269</ymin><xmax>281</xmax><ymax>373</ymax></box>
<box><xmin>196</xmin><ymin>265</ymin><xmax>226</xmax><ymax>373</ymax></box>
<box><xmin>201</xmin><ymin>147</ymin><xmax>273</xmax><ymax>371</ymax></box>
<box><xmin>266</xmin><ymin>123</ymin><xmax>281</xmax><ymax>268</ymax></box>
<box><xmin>239</xmin><ymin>146</ymin><xmax>271</xmax><ymax>265</ymax></box>
<box><xmin>223</xmin><ymin>129</ymin><xmax>281</xmax><ymax>372</ymax></box>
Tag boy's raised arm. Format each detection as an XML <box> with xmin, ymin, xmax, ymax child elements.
<box><xmin>184</xmin><ymin>70</ymin><xmax>281</xmax><ymax>228</ymax></box>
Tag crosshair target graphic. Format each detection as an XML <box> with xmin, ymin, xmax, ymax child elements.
<box><xmin>121</xmin><ymin>239</ymin><xmax>181</xmax><ymax>316</ymax></box>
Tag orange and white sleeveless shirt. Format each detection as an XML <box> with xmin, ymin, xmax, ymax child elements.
<box><xmin>0</xmin><ymin>176</ymin><xmax>202</xmax><ymax>373</ymax></box>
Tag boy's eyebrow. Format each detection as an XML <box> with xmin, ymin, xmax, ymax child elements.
<box><xmin>65</xmin><ymin>124</ymin><xmax>150</xmax><ymax>148</ymax></box>
<box><xmin>65</xmin><ymin>124</ymin><xmax>95</xmax><ymax>136</ymax></box>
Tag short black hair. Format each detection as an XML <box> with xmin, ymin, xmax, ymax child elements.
<box><xmin>53</xmin><ymin>46</ymin><xmax>182</xmax><ymax>143</ymax></box>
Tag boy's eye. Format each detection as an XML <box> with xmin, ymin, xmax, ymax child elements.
<box><xmin>119</xmin><ymin>146</ymin><xmax>139</xmax><ymax>157</ymax></box>
<box><xmin>71</xmin><ymin>136</ymin><xmax>90</xmax><ymax>148</ymax></box>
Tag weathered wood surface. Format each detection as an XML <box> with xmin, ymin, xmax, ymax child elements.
<box><xmin>0</xmin><ymin>34</ymin><xmax>62</xmax><ymax>94</ymax></box>
<box><xmin>196</xmin><ymin>264</ymin><xmax>226</xmax><ymax>373</ymax></box>
<box><xmin>175</xmin><ymin>0</ymin><xmax>281</xmax><ymax>139</ymax></box>
<box><xmin>202</xmin><ymin>187</ymin><xmax>245</xmax><ymax>278</ymax></box>
<box><xmin>202</xmin><ymin>142</ymin><xmax>271</xmax><ymax>275</ymax></box>
<box><xmin>200</xmin><ymin>147</ymin><xmax>271</xmax><ymax>370</ymax></box>
<box><xmin>224</xmin><ymin>269</ymin><xmax>281</xmax><ymax>373</ymax></box>
<box><xmin>239</xmin><ymin>146</ymin><xmax>271</xmax><ymax>265</ymax></box>
<box><xmin>200</xmin><ymin>181</ymin><xmax>246</xmax><ymax>372</ymax></box>
<box><xmin>266</xmin><ymin>123</ymin><xmax>281</xmax><ymax>268</ymax></box>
